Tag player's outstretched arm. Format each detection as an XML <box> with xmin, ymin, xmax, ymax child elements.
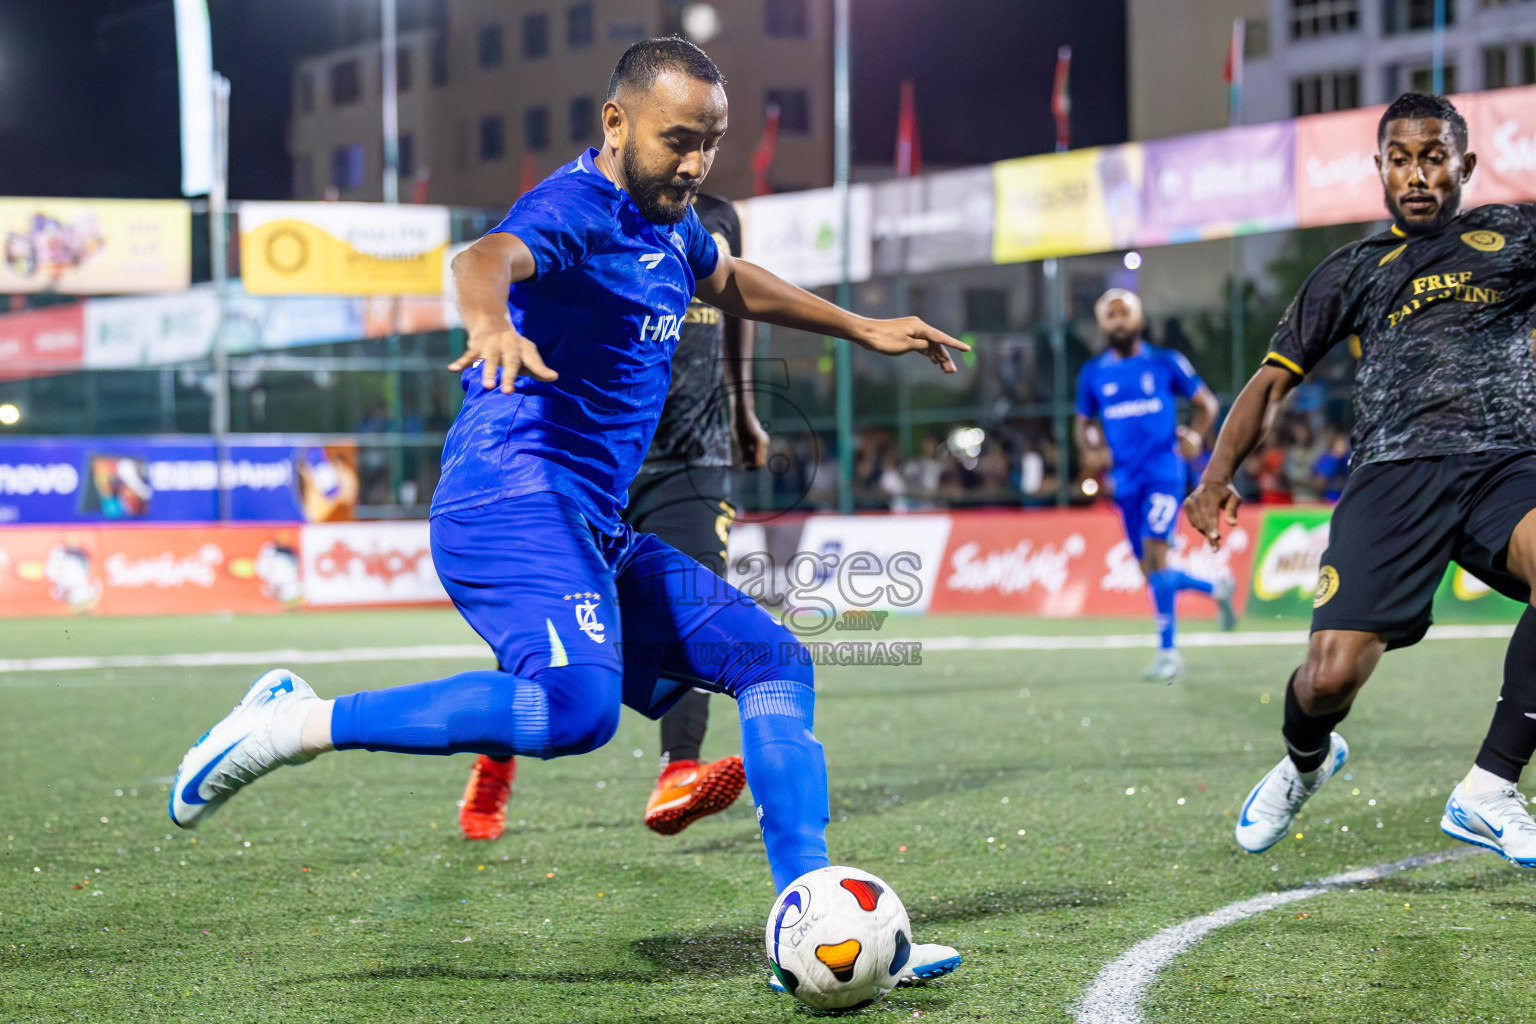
<box><xmin>447</xmin><ymin>233</ymin><xmax>559</xmax><ymax>394</ymax></box>
<box><xmin>695</xmin><ymin>253</ymin><xmax>969</xmax><ymax>373</ymax></box>
<box><xmin>1184</xmin><ymin>365</ymin><xmax>1297</xmax><ymax>549</ymax></box>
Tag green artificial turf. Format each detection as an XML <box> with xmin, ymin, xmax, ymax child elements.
<box><xmin>2</xmin><ymin>610</ymin><xmax>1533</xmax><ymax>1022</ymax></box>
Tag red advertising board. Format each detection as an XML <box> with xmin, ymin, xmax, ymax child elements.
<box><xmin>1466</xmin><ymin>85</ymin><xmax>1536</xmax><ymax>207</ymax></box>
<box><xmin>0</xmin><ymin>525</ymin><xmax>303</xmax><ymax>617</ymax></box>
<box><xmin>0</xmin><ymin>303</ymin><xmax>85</xmax><ymax>381</ymax></box>
<box><xmin>927</xmin><ymin>506</ymin><xmax>1260</xmax><ymax>618</ymax></box>
<box><xmin>1295</xmin><ymin>105</ymin><xmax>1387</xmax><ymax>228</ymax></box>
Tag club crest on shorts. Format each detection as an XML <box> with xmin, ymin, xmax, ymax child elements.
<box><xmin>1314</xmin><ymin>565</ymin><xmax>1340</xmax><ymax>608</ymax></box>
<box><xmin>563</xmin><ymin>592</ymin><xmax>607</xmax><ymax>643</ymax></box>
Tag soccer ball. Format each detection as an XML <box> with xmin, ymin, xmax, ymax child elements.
<box><xmin>765</xmin><ymin>865</ymin><xmax>912</xmax><ymax>1011</ymax></box>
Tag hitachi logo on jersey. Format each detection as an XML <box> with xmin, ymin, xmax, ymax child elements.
<box><xmin>639</xmin><ymin>314</ymin><xmax>683</xmax><ymax>343</ymax></box>
<box><xmin>1102</xmin><ymin>397</ymin><xmax>1164</xmax><ymax>420</ymax></box>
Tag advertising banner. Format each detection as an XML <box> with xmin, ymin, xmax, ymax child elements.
<box><xmin>300</xmin><ymin>521</ymin><xmax>447</xmax><ymax>606</ymax></box>
<box><xmin>1432</xmin><ymin>564</ymin><xmax>1526</xmax><ymax>623</ymax></box>
<box><xmin>0</xmin><ymin>303</ymin><xmax>86</xmax><ymax>381</ymax></box>
<box><xmin>239</xmin><ymin>202</ymin><xmax>451</xmax><ymax>296</ymax></box>
<box><xmin>0</xmin><ymin>438</ymin><xmax>360</xmax><ymax>524</ymax></box>
<box><xmin>1245</xmin><ymin>505</ymin><xmax>1332</xmax><ymax>620</ymax></box>
<box><xmin>928</xmin><ymin>507</ymin><xmax>1257</xmax><ymax>618</ymax></box>
<box><xmin>788</xmin><ymin>514</ymin><xmax>952</xmax><ymax>621</ymax></box>
<box><xmin>0</xmin><ymin>524</ymin><xmax>302</xmax><ymax>617</ymax></box>
<box><xmin>0</xmin><ymin>198</ymin><xmax>191</xmax><ymax>294</ymax></box>
<box><xmin>83</xmin><ymin>289</ymin><xmax>221</xmax><ymax>367</ymax></box>
<box><xmin>1295</xmin><ymin>105</ymin><xmax>1389</xmax><ymax>228</ymax></box>
<box><xmin>992</xmin><ymin>145</ymin><xmax>1142</xmax><ymax>263</ymax></box>
<box><xmin>871</xmin><ymin>167</ymin><xmax>995</xmax><ymax>276</ymax></box>
<box><xmin>1465</xmin><ymin>85</ymin><xmax>1536</xmax><ymax>207</ymax></box>
<box><xmin>738</xmin><ymin>186</ymin><xmax>872</xmax><ymax>288</ymax></box>
<box><xmin>1139</xmin><ymin>122</ymin><xmax>1297</xmax><ymax>245</ymax></box>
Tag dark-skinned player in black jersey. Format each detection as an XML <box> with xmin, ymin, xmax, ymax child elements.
<box><xmin>1187</xmin><ymin>93</ymin><xmax>1536</xmax><ymax>866</ymax></box>
<box><xmin>459</xmin><ymin>192</ymin><xmax>768</xmax><ymax>840</ymax></box>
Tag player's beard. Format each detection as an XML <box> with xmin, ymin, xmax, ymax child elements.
<box><xmin>1386</xmin><ymin>188</ymin><xmax>1462</xmax><ymax>236</ymax></box>
<box><xmin>623</xmin><ymin>142</ymin><xmax>697</xmax><ymax>224</ymax></box>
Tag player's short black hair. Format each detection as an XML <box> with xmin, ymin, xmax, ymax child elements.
<box><xmin>1378</xmin><ymin>92</ymin><xmax>1469</xmax><ymax>153</ymax></box>
<box><xmin>607</xmin><ymin>37</ymin><xmax>724</xmax><ymax>100</ymax></box>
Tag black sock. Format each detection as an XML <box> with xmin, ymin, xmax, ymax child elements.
<box><xmin>660</xmin><ymin>688</ymin><xmax>710</xmax><ymax>766</ymax></box>
<box><xmin>1283</xmin><ymin>669</ymin><xmax>1350</xmax><ymax>774</ymax></box>
<box><xmin>1475</xmin><ymin>606</ymin><xmax>1536</xmax><ymax>783</ymax></box>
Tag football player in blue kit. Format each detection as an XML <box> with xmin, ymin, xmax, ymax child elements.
<box><xmin>1075</xmin><ymin>288</ymin><xmax>1236</xmax><ymax>681</ymax></box>
<box><xmin>168</xmin><ymin>38</ymin><xmax>965</xmax><ymax>985</ymax></box>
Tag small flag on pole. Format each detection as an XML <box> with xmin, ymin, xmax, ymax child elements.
<box><xmin>751</xmin><ymin>103</ymin><xmax>781</xmax><ymax>196</ymax></box>
<box><xmin>1051</xmin><ymin>46</ymin><xmax>1072</xmax><ymax>153</ymax></box>
<box><xmin>895</xmin><ymin>79</ymin><xmax>921</xmax><ymax>178</ymax></box>
<box><xmin>1223</xmin><ymin>18</ymin><xmax>1246</xmax><ymax>126</ymax></box>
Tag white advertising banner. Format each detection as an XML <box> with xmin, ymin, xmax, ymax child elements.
<box><xmin>83</xmin><ymin>288</ymin><xmax>222</xmax><ymax>367</ymax></box>
<box><xmin>739</xmin><ymin>186</ymin><xmax>872</xmax><ymax>288</ymax></box>
<box><xmin>788</xmin><ymin>514</ymin><xmax>951</xmax><ymax>619</ymax></box>
<box><xmin>300</xmin><ymin>521</ymin><xmax>448</xmax><ymax>606</ymax></box>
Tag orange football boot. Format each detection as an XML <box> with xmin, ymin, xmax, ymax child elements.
<box><xmin>643</xmin><ymin>755</ymin><xmax>747</xmax><ymax>835</ymax></box>
<box><xmin>459</xmin><ymin>755</ymin><xmax>515</xmax><ymax>840</ymax></box>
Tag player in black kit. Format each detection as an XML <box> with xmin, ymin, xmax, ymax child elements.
<box><xmin>458</xmin><ymin>193</ymin><xmax>768</xmax><ymax>840</ymax></box>
<box><xmin>1186</xmin><ymin>93</ymin><xmax>1536</xmax><ymax>865</ymax></box>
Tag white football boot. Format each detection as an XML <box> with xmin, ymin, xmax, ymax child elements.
<box><xmin>1441</xmin><ymin>778</ymin><xmax>1536</xmax><ymax>868</ymax></box>
<box><xmin>1234</xmin><ymin>733</ymin><xmax>1349</xmax><ymax>853</ymax></box>
<box><xmin>766</xmin><ymin>942</ymin><xmax>962</xmax><ymax>993</ymax></box>
<box><xmin>169</xmin><ymin>668</ymin><xmax>319</xmax><ymax>828</ymax></box>
<box><xmin>1142</xmin><ymin>648</ymin><xmax>1184</xmax><ymax>683</ymax></box>
<box><xmin>1213</xmin><ymin>575</ymin><xmax>1238</xmax><ymax>632</ymax></box>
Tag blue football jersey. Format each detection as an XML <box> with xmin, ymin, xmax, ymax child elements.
<box><xmin>1075</xmin><ymin>342</ymin><xmax>1204</xmax><ymax>488</ymax></box>
<box><xmin>431</xmin><ymin>148</ymin><xmax>721</xmax><ymax>533</ymax></box>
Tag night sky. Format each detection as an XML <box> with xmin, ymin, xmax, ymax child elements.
<box><xmin>0</xmin><ymin>0</ymin><xmax>1125</xmax><ymax>200</ymax></box>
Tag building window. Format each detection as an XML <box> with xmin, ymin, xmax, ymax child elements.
<box><xmin>766</xmin><ymin>0</ymin><xmax>809</xmax><ymax>37</ymax></box>
<box><xmin>1486</xmin><ymin>45</ymin><xmax>1510</xmax><ymax>89</ymax></box>
<box><xmin>1382</xmin><ymin>0</ymin><xmax>1457</xmax><ymax>35</ymax></box>
<box><xmin>1409</xmin><ymin>63</ymin><xmax>1459</xmax><ymax>92</ymax></box>
<box><xmin>479</xmin><ymin>115</ymin><xmax>505</xmax><ymax>160</ymax></box>
<box><xmin>1523</xmin><ymin>43</ymin><xmax>1536</xmax><ymax>85</ymax></box>
<box><xmin>478</xmin><ymin>23</ymin><xmax>504</xmax><ymax>68</ymax></box>
<box><xmin>525</xmin><ymin>106</ymin><xmax>550</xmax><ymax>151</ymax></box>
<box><xmin>964</xmin><ymin>289</ymin><xmax>1009</xmax><ymax>333</ymax></box>
<box><xmin>569</xmin><ymin>96</ymin><xmax>595</xmax><ymax>142</ymax></box>
<box><xmin>767</xmin><ymin>88</ymin><xmax>810</xmax><ymax>134</ymax></box>
<box><xmin>299</xmin><ymin>71</ymin><xmax>315</xmax><ymax>114</ymax></box>
<box><xmin>295</xmin><ymin>155</ymin><xmax>313</xmax><ymax>198</ymax></box>
<box><xmin>567</xmin><ymin>3</ymin><xmax>593</xmax><ymax>48</ymax></box>
<box><xmin>1292</xmin><ymin>70</ymin><xmax>1360</xmax><ymax>114</ymax></box>
<box><xmin>523</xmin><ymin>13</ymin><xmax>549</xmax><ymax>59</ymax></box>
<box><xmin>431</xmin><ymin>31</ymin><xmax>449</xmax><ymax>85</ymax></box>
<box><xmin>331</xmin><ymin>144</ymin><xmax>365</xmax><ymax>191</ymax></box>
<box><xmin>330</xmin><ymin>59</ymin><xmax>361</xmax><ymax>105</ymax></box>
<box><xmin>396</xmin><ymin>46</ymin><xmax>414</xmax><ymax>92</ymax></box>
<box><xmin>398</xmin><ymin>134</ymin><xmax>416</xmax><ymax>178</ymax></box>
<box><xmin>1291</xmin><ymin>0</ymin><xmax>1359</xmax><ymax>38</ymax></box>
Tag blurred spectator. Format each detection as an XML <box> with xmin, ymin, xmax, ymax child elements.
<box><xmin>1310</xmin><ymin>425</ymin><xmax>1351</xmax><ymax>501</ymax></box>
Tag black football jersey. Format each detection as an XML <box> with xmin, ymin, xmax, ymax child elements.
<box><xmin>1265</xmin><ymin>203</ymin><xmax>1536</xmax><ymax>466</ymax></box>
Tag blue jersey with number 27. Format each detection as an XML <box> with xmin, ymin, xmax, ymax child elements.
<box><xmin>430</xmin><ymin>148</ymin><xmax>722</xmax><ymax>533</ymax></box>
<box><xmin>1075</xmin><ymin>342</ymin><xmax>1204</xmax><ymax>488</ymax></box>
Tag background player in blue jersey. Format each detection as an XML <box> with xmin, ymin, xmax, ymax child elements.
<box><xmin>1075</xmin><ymin>288</ymin><xmax>1235</xmax><ymax>681</ymax></box>
<box><xmin>168</xmin><ymin>38</ymin><xmax>966</xmax><ymax>985</ymax></box>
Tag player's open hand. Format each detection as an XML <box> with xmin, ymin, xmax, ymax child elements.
<box><xmin>853</xmin><ymin>317</ymin><xmax>970</xmax><ymax>373</ymax></box>
<box><xmin>448</xmin><ymin>326</ymin><xmax>559</xmax><ymax>394</ymax></box>
<box><xmin>1184</xmin><ymin>479</ymin><xmax>1242</xmax><ymax>551</ymax></box>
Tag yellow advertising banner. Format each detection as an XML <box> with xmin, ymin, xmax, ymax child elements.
<box><xmin>0</xmin><ymin>198</ymin><xmax>190</xmax><ymax>294</ymax></box>
<box><xmin>991</xmin><ymin>145</ymin><xmax>1141</xmax><ymax>264</ymax></box>
<box><xmin>239</xmin><ymin>202</ymin><xmax>450</xmax><ymax>296</ymax></box>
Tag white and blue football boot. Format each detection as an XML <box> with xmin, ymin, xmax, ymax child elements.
<box><xmin>1441</xmin><ymin>779</ymin><xmax>1536</xmax><ymax>868</ymax></box>
<box><xmin>1234</xmin><ymin>733</ymin><xmax>1349</xmax><ymax>854</ymax></box>
<box><xmin>1141</xmin><ymin>648</ymin><xmax>1184</xmax><ymax>684</ymax></box>
<box><xmin>169</xmin><ymin>668</ymin><xmax>319</xmax><ymax>829</ymax></box>
<box><xmin>766</xmin><ymin>942</ymin><xmax>962</xmax><ymax>994</ymax></box>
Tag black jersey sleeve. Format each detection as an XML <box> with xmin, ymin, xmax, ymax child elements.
<box><xmin>1263</xmin><ymin>244</ymin><xmax>1357</xmax><ymax>378</ymax></box>
<box><xmin>693</xmin><ymin>193</ymin><xmax>742</xmax><ymax>258</ymax></box>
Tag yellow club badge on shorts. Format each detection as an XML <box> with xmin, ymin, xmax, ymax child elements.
<box><xmin>1314</xmin><ymin>565</ymin><xmax>1340</xmax><ymax>608</ymax></box>
<box><xmin>1461</xmin><ymin>229</ymin><xmax>1505</xmax><ymax>253</ymax></box>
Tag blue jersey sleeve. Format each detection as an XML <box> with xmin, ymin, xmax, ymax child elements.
<box><xmin>1074</xmin><ymin>362</ymin><xmax>1099</xmax><ymax>419</ymax></box>
<box><xmin>1164</xmin><ymin>349</ymin><xmax>1204</xmax><ymax>399</ymax></box>
<box><xmin>678</xmin><ymin>206</ymin><xmax>721</xmax><ymax>280</ymax></box>
<box><xmin>487</xmin><ymin>181</ymin><xmax>618</xmax><ymax>279</ymax></box>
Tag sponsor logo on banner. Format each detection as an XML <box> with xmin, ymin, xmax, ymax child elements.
<box><xmin>1468</xmin><ymin>85</ymin><xmax>1536</xmax><ymax>205</ymax></box>
<box><xmin>739</xmin><ymin>187</ymin><xmax>872</xmax><ymax>288</ymax></box>
<box><xmin>84</xmin><ymin>288</ymin><xmax>222</xmax><ymax>367</ymax></box>
<box><xmin>871</xmin><ymin>167</ymin><xmax>995</xmax><ymax>276</ymax></box>
<box><xmin>301</xmin><ymin>522</ymin><xmax>447</xmax><ymax>605</ymax></box>
<box><xmin>0</xmin><ymin>198</ymin><xmax>191</xmax><ymax>294</ymax></box>
<box><xmin>239</xmin><ymin>202</ymin><xmax>451</xmax><ymax>296</ymax></box>
<box><xmin>992</xmin><ymin>145</ymin><xmax>1142</xmax><ymax>263</ymax></box>
<box><xmin>0</xmin><ymin>303</ymin><xmax>86</xmax><ymax>380</ymax></box>
<box><xmin>1295</xmin><ymin>105</ymin><xmax>1386</xmax><ymax>228</ymax></box>
<box><xmin>1139</xmin><ymin>122</ymin><xmax>1296</xmax><ymax>244</ymax></box>
<box><xmin>1252</xmin><ymin>520</ymin><xmax>1331</xmax><ymax>600</ymax></box>
<box><xmin>782</xmin><ymin>515</ymin><xmax>951</xmax><ymax>627</ymax></box>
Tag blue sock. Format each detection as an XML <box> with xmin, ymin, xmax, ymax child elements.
<box><xmin>738</xmin><ymin>680</ymin><xmax>830</xmax><ymax>892</ymax></box>
<box><xmin>330</xmin><ymin>665</ymin><xmax>621</xmax><ymax>758</ymax></box>
<box><xmin>1170</xmin><ymin>569</ymin><xmax>1213</xmax><ymax>595</ymax></box>
<box><xmin>1148</xmin><ymin>569</ymin><xmax>1179</xmax><ymax>650</ymax></box>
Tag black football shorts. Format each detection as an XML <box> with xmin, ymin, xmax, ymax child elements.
<box><xmin>1311</xmin><ymin>449</ymin><xmax>1536</xmax><ymax>649</ymax></box>
<box><xmin>625</xmin><ymin>465</ymin><xmax>734</xmax><ymax>579</ymax></box>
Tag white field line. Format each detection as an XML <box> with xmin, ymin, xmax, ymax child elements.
<box><xmin>1073</xmin><ymin>847</ymin><xmax>1475</xmax><ymax>1024</ymax></box>
<box><xmin>0</xmin><ymin>624</ymin><xmax>1515</xmax><ymax>678</ymax></box>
